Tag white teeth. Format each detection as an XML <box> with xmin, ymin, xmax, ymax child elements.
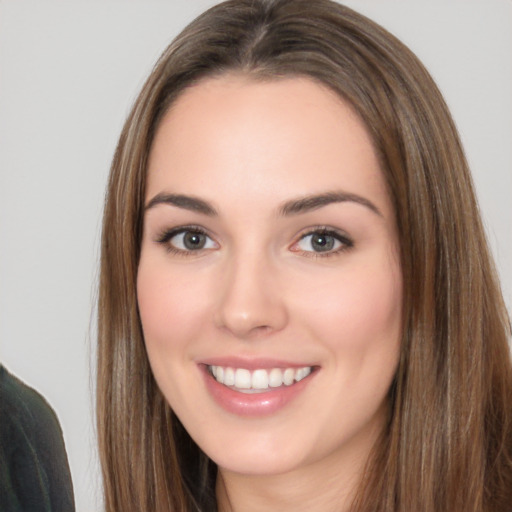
<box><xmin>251</xmin><ymin>369</ymin><xmax>269</xmax><ymax>389</ymax></box>
<box><xmin>269</xmin><ymin>368</ymin><xmax>283</xmax><ymax>388</ymax></box>
<box><xmin>209</xmin><ymin>365</ymin><xmax>313</xmax><ymax>392</ymax></box>
<box><xmin>283</xmin><ymin>368</ymin><xmax>295</xmax><ymax>386</ymax></box>
<box><xmin>235</xmin><ymin>368</ymin><xmax>251</xmax><ymax>389</ymax></box>
<box><xmin>295</xmin><ymin>367</ymin><xmax>311</xmax><ymax>382</ymax></box>
<box><xmin>224</xmin><ymin>367</ymin><xmax>235</xmax><ymax>386</ymax></box>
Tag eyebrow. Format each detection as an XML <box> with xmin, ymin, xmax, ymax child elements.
<box><xmin>145</xmin><ymin>193</ymin><xmax>218</xmax><ymax>216</ymax></box>
<box><xmin>144</xmin><ymin>190</ymin><xmax>382</xmax><ymax>217</ymax></box>
<box><xmin>279</xmin><ymin>191</ymin><xmax>382</xmax><ymax>217</ymax></box>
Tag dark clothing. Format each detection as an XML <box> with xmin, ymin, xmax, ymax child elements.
<box><xmin>0</xmin><ymin>366</ymin><xmax>75</xmax><ymax>512</ymax></box>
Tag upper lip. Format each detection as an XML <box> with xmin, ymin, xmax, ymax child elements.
<box><xmin>198</xmin><ymin>356</ymin><xmax>318</xmax><ymax>371</ymax></box>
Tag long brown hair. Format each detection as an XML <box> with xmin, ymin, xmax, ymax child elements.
<box><xmin>97</xmin><ymin>1</ymin><xmax>512</xmax><ymax>510</ymax></box>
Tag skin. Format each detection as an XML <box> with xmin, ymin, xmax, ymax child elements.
<box><xmin>137</xmin><ymin>75</ymin><xmax>402</xmax><ymax>512</ymax></box>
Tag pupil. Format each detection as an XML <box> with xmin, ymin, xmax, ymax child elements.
<box><xmin>184</xmin><ymin>232</ymin><xmax>205</xmax><ymax>250</ymax></box>
<box><xmin>312</xmin><ymin>234</ymin><xmax>334</xmax><ymax>252</ymax></box>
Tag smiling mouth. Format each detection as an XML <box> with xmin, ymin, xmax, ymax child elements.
<box><xmin>208</xmin><ymin>365</ymin><xmax>313</xmax><ymax>393</ymax></box>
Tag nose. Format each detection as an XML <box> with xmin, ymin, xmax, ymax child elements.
<box><xmin>214</xmin><ymin>252</ymin><xmax>288</xmax><ymax>339</ymax></box>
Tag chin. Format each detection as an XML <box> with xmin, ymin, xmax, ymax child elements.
<box><xmin>211</xmin><ymin>444</ymin><xmax>307</xmax><ymax>476</ymax></box>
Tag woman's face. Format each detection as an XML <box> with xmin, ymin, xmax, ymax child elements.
<box><xmin>138</xmin><ymin>75</ymin><xmax>402</xmax><ymax>478</ymax></box>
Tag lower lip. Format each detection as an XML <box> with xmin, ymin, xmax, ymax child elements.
<box><xmin>201</xmin><ymin>366</ymin><xmax>315</xmax><ymax>417</ymax></box>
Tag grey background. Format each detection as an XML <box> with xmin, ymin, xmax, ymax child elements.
<box><xmin>1</xmin><ymin>1</ymin><xmax>510</xmax><ymax>510</ymax></box>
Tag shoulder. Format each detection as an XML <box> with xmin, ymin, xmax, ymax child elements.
<box><xmin>0</xmin><ymin>365</ymin><xmax>75</xmax><ymax>512</ymax></box>
<box><xmin>0</xmin><ymin>365</ymin><xmax>62</xmax><ymax>435</ymax></box>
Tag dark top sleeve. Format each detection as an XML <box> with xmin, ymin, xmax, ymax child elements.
<box><xmin>0</xmin><ymin>365</ymin><xmax>75</xmax><ymax>512</ymax></box>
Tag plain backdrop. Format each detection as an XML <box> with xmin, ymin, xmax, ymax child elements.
<box><xmin>0</xmin><ymin>1</ymin><xmax>510</xmax><ymax>510</ymax></box>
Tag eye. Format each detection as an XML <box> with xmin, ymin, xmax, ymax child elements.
<box><xmin>291</xmin><ymin>228</ymin><xmax>353</xmax><ymax>256</ymax></box>
<box><xmin>156</xmin><ymin>227</ymin><xmax>217</xmax><ymax>254</ymax></box>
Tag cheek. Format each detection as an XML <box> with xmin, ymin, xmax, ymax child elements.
<box><xmin>136</xmin><ymin>259</ymin><xmax>208</xmax><ymax>350</ymax></box>
<box><xmin>293</xmin><ymin>254</ymin><xmax>402</xmax><ymax>352</ymax></box>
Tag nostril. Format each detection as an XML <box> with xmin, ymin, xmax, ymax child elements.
<box><xmin>248</xmin><ymin>325</ymin><xmax>273</xmax><ymax>337</ymax></box>
<box><xmin>217</xmin><ymin>319</ymin><xmax>274</xmax><ymax>340</ymax></box>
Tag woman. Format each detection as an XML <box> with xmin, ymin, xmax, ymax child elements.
<box><xmin>97</xmin><ymin>1</ymin><xmax>512</xmax><ymax>510</ymax></box>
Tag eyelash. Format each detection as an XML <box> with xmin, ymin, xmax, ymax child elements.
<box><xmin>291</xmin><ymin>226</ymin><xmax>354</xmax><ymax>259</ymax></box>
<box><xmin>154</xmin><ymin>225</ymin><xmax>354</xmax><ymax>258</ymax></box>
<box><xmin>155</xmin><ymin>225</ymin><xmax>215</xmax><ymax>257</ymax></box>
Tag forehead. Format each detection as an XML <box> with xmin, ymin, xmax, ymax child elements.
<box><xmin>146</xmin><ymin>74</ymin><xmax>391</xmax><ymax>218</ymax></box>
